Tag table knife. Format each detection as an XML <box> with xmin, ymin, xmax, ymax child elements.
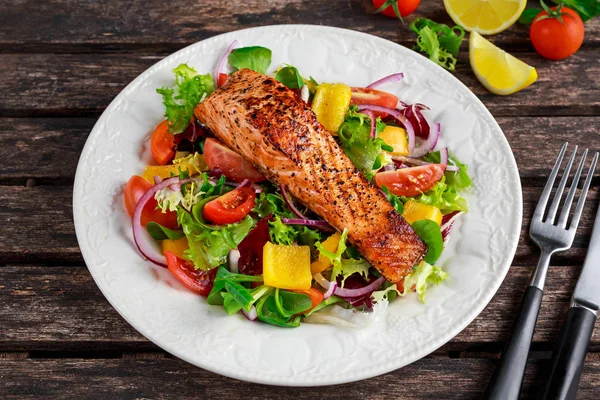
<box><xmin>541</xmin><ymin>202</ymin><xmax>600</xmax><ymax>399</ymax></box>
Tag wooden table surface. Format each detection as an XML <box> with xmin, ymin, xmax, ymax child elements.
<box><xmin>1</xmin><ymin>0</ymin><xmax>599</xmax><ymax>398</ymax></box>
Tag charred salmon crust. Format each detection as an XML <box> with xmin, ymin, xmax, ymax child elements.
<box><xmin>194</xmin><ymin>68</ymin><xmax>426</xmax><ymax>283</ymax></box>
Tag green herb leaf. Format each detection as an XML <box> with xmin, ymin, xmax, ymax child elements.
<box><xmin>411</xmin><ymin>219</ymin><xmax>444</xmax><ymax>264</ymax></box>
<box><xmin>275</xmin><ymin>66</ymin><xmax>305</xmax><ymax>89</ymax></box>
<box><xmin>156</xmin><ymin>64</ymin><xmax>214</xmax><ymax>134</ymax></box>
<box><xmin>555</xmin><ymin>0</ymin><xmax>600</xmax><ymax>22</ymax></box>
<box><xmin>381</xmin><ymin>185</ymin><xmax>404</xmax><ymax>214</ymax></box>
<box><xmin>256</xmin><ymin>291</ymin><xmax>302</xmax><ymax>328</ymax></box>
<box><xmin>268</xmin><ymin>215</ymin><xmax>298</xmax><ymax>245</ymax></box>
<box><xmin>274</xmin><ymin>289</ymin><xmax>313</xmax><ymax>318</ymax></box>
<box><xmin>303</xmin><ymin>295</ymin><xmax>344</xmax><ymax>317</ymax></box>
<box><xmin>146</xmin><ymin>222</ymin><xmax>185</xmax><ymax>241</ymax></box>
<box><xmin>519</xmin><ymin>8</ymin><xmax>543</xmax><ymax>24</ymax></box>
<box><xmin>228</xmin><ymin>46</ymin><xmax>272</xmax><ymax>74</ymax></box>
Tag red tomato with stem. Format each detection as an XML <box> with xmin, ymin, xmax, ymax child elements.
<box><xmin>151</xmin><ymin>120</ymin><xmax>176</xmax><ymax>165</ymax></box>
<box><xmin>203</xmin><ymin>186</ymin><xmax>256</xmax><ymax>225</ymax></box>
<box><xmin>165</xmin><ymin>251</ymin><xmax>217</xmax><ymax>296</ymax></box>
<box><xmin>123</xmin><ymin>175</ymin><xmax>178</xmax><ymax>228</ymax></box>
<box><xmin>372</xmin><ymin>0</ymin><xmax>421</xmax><ymax>19</ymax></box>
<box><xmin>203</xmin><ymin>138</ymin><xmax>266</xmax><ymax>182</ymax></box>
<box><xmin>374</xmin><ymin>164</ymin><xmax>446</xmax><ymax>197</ymax></box>
<box><xmin>530</xmin><ymin>6</ymin><xmax>584</xmax><ymax>60</ymax></box>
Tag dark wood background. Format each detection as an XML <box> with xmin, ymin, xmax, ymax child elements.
<box><xmin>1</xmin><ymin>0</ymin><xmax>599</xmax><ymax>398</ymax></box>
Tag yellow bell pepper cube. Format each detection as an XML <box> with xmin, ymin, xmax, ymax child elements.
<box><xmin>142</xmin><ymin>153</ymin><xmax>208</xmax><ymax>183</ymax></box>
<box><xmin>311</xmin><ymin>232</ymin><xmax>342</xmax><ymax>276</ymax></box>
<box><xmin>378</xmin><ymin>126</ymin><xmax>409</xmax><ymax>156</ymax></box>
<box><xmin>403</xmin><ymin>200</ymin><xmax>443</xmax><ymax>226</ymax></box>
<box><xmin>161</xmin><ymin>237</ymin><xmax>189</xmax><ymax>259</ymax></box>
<box><xmin>263</xmin><ymin>242</ymin><xmax>312</xmax><ymax>290</ymax></box>
<box><xmin>311</xmin><ymin>83</ymin><xmax>352</xmax><ymax>133</ymax></box>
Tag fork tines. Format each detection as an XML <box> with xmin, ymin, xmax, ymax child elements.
<box><xmin>534</xmin><ymin>142</ymin><xmax>598</xmax><ymax>230</ymax></box>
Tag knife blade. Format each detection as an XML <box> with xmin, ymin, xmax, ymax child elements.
<box><xmin>572</xmin><ymin>202</ymin><xmax>600</xmax><ymax>310</ymax></box>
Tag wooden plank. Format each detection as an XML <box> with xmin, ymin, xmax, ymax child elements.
<box><xmin>2</xmin><ymin>263</ymin><xmax>600</xmax><ymax>351</ymax></box>
<box><xmin>2</xmin><ymin>184</ymin><xmax>598</xmax><ymax>265</ymax></box>
<box><xmin>2</xmin><ymin>117</ymin><xmax>599</xmax><ymax>184</ymax></box>
<box><xmin>0</xmin><ymin>50</ymin><xmax>598</xmax><ymax>117</ymax></box>
<box><xmin>3</xmin><ymin>0</ymin><xmax>598</xmax><ymax>52</ymax></box>
<box><xmin>0</xmin><ymin>357</ymin><xmax>599</xmax><ymax>399</ymax></box>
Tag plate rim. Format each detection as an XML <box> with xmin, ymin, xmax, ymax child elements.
<box><xmin>73</xmin><ymin>23</ymin><xmax>523</xmax><ymax>386</ymax></box>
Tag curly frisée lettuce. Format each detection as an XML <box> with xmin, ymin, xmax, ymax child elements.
<box><xmin>337</xmin><ymin>108</ymin><xmax>393</xmax><ymax>179</ymax></box>
<box><xmin>372</xmin><ymin>261</ymin><xmax>448</xmax><ymax>304</ymax></box>
<box><xmin>156</xmin><ymin>64</ymin><xmax>214</xmax><ymax>134</ymax></box>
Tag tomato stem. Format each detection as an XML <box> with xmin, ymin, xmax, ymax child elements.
<box><xmin>374</xmin><ymin>0</ymin><xmax>404</xmax><ymax>22</ymax></box>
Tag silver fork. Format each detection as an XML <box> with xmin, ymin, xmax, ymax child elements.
<box><xmin>485</xmin><ymin>143</ymin><xmax>598</xmax><ymax>400</ymax></box>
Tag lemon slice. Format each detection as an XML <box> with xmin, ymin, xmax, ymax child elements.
<box><xmin>444</xmin><ymin>0</ymin><xmax>527</xmax><ymax>35</ymax></box>
<box><xmin>469</xmin><ymin>32</ymin><xmax>537</xmax><ymax>96</ymax></box>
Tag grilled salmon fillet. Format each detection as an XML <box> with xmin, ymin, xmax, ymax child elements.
<box><xmin>195</xmin><ymin>69</ymin><xmax>426</xmax><ymax>283</ymax></box>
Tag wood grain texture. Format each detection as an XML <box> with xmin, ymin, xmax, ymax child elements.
<box><xmin>1</xmin><ymin>263</ymin><xmax>600</xmax><ymax>351</ymax></box>
<box><xmin>0</xmin><ymin>0</ymin><xmax>598</xmax><ymax>53</ymax></box>
<box><xmin>1</xmin><ymin>50</ymin><xmax>599</xmax><ymax>117</ymax></box>
<box><xmin>2</xmin><ymin>117</ymin><xmax>600</xmax><ymax>184</ymax></box>
<box><xmin>2</xmin><ymin>184</ymin><xmax>597</xmax><ymax>265</ymax></box>
<box><xmin>1</xmin><ymin>358</ymin><xmax>600</xmax><ymax>399</ymax></box>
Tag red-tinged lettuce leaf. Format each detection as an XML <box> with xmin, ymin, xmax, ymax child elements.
<box><xmin>337</xmin><ymin>272</ymin><xmax>379</xmax><ymax>311</ymax></box>
<box><xmin>441</xmin><ymin>211</ymin><xmax>463</xmax><ymax>245</ymax></box>
<box><xmin>238</xmin><ymin>215</ymin><xmax>272</xmax><ymax>275</ymax></box>
<box><xmin>400</xmin><ymin>104</ymin><xmax>430</xmax><ymax>139</ymax></box>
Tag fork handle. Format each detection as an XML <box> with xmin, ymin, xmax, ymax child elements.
<box><xmin>541</xmin><ymin>305</ymin><xmax>597</xmax><ymax>400</ymax></box>
<box><xmin>484</xmin><ymin>285</ymin><xmax>543</xmax><ymax>400</ymax></box>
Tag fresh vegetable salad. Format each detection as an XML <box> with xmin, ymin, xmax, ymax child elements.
<box><xmin>124</xmin><ymin>41</ymin><xmax>472</xmax><ymax>328</ymax></box>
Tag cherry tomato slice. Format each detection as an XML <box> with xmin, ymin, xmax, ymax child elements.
<box><xmin>351</xmin><ymin>87</ymin><xmax>399</xmax><ymax>118</ymax></box>
<box><xmin>203</xmin><ymin>137</ymin><xmax>266</xmax><ymax>183</ymax></box>
<box><xmin>375</xmin><ymin>164</ymin><xmax>446</xmax><ymax>197</ymax></box>
<box><xmin>165</xmin><ymin>251</ymin><xmax>217</xmax><ymax>296</ymax></box>
<box><xmin>203</xmin><ymin>186</ymin><xmax>256</xmax><ymax>225</ymax></box>
<box><xmin>217</xmin><ymin>73</ymin><xmax>229</xmax><ymax>87</ymax></box>
<box><xmin>151</xmin><ymin>120</ymin><xmax>176</xmax><ymax>165</ymax></box>
<box><xmin>123</xmin><ymin>175</ymin><xmax>178</xmax><ymax>228</ymax></box>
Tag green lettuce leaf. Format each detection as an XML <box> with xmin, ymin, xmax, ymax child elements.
<box><xmin>316</xmin><ymin>228</ymin><xmax>348</xmax><ymax>279</ymax></box>
<box><xmin>156</xmin><ymin>64</ymin><xmax>214</xmax><ymax>134</ymax></box>
<box><xmin>228</xmin><ymin>46</ymin><xmax>272</xmax><ymax>74</ymax></box>
<box><xmin>409</xmin><ymin>18</ymin><xmax>465</xmax><ymax>71</ymax></box>
<box><xmin>399</xmin><ymin>261</ymin><xmax>448</xmax><ymax>303</ymax></box>
<box><xmin>146</xmin><ymin>222</ymin><xmax>184</xmax><ymax>241</ymax></box>
<box><xmin>411</xmin><ymin>219</ymin><xmax>443</xmax><ymax>264</ymax></box>
<box><xmin>275</xmin><ymin>66</ymin><xmax>305</xmax><ymax>89</ymax></box>
<box><xmin>269</xmin><ymin>215</ymin><xmax>298</xmax><ymax>245</ymax></box>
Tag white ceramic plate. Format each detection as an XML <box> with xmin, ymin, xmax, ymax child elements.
<box><xmin>73</xmin><ymin>25</ymin><xmax>522</xmax><ymax>386</ymax></box>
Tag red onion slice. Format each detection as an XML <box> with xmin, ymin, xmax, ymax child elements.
<box><xmin>313</xmin><ymin>273</ymin><xmax>386</xmax><ymax>298</ymax></box>
<box><xmin>132</xmin><ymin>176</ymin><xmax>192</xmax><ymax>267</ymax></box>
<box><xmin>366</xmin><ymin>72</ymin><xmax>404</xmax><ymax>89</ymax></box>
<box><xmin>323</xmin><ymin>282</ymin><xmax>337</xmax><ymax>299</ymax></box>
<box><xmin>410</xmin><ymin>122</ymin><xmax>440</xmax><ymax>158</ymax></box>
<box><xmin>280</xmin><ymin>184</ymin><xmax>308</xmax><ymax>219</ymax></box>
<box><xmin>357</xmin><ymin>105</ymin><xmax>415</xmax><ymax>154</ymax></box>
<box><xmin>438</xmin><ymin>148</ymin><xmax>460</xmax><ymax>172</ymax></box>
<box><xmin>362</xmin><ymin>109</ymin><xmax>377</xmax><ymax>139</ymax></box>
<box><xmin>215</xmin><ymin>40</ymin><xmax>238</xmax><ymax>87</ymax></box>
<box><xmin>153</xmin><ymin>176</ymin><xmax>162</xmax><ymax>185</ymax></box>
<box><xmin>281</xmin><ymin>218</ymin><xmax>335</xmax><ymax>233</ymax></box>
<box><xmin>242</xmin><ymin>305</ymin><xmax>257</xmax><ymax>321</ymax></box>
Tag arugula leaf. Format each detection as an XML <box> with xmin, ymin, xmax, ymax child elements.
<box><xmin>337</xmin><ymin>109</ymin><xmax>391</xmax><ymax>179</ymax></box>
<box><xmin>519</xmin><ymin>8</ymin><xmax>542</xmax><ymax>24</ymax></box>
<box><xmin>156</xmin><ymin>64</ymin><xmax>214</xmax><ymax>134</ymax></box>
<box><xmin>303</xmin><ymin>295</ymin><xmax>344</xmax><ymax>317</ymax></box>
<box><xmin>256</xmin><ymin>290</ymin><xmax>302</xmax><ymax>328</ymax></box>
<box><xmin>207</xmin><ymin>266</ymin><xmax>264</xmax><ymax>305</ymax></box>
<box><xmin>228</xmin><ymin>46</ymin><xmax>272</xmax><ymax>74</ymax></box>
<box><xmin>381</xmin><ymin>185</ymin><xmax>404</xmax><ymax>214</ymax></box>
<box><xmin>409</xmin><ymin>18</ymin><xmax>465</xmax><ymax>71</ymax></box>
<box><xmin>180</xmin><ymin>213</ymin><xmax>255</xmax><ymax>270</ymax></box>
<box><xmin>275</xmin><ymin>66</ymin><xmax>305</xmax><ymax>89</ymax></box>
<box><xmin>398</xmin><ymin>261</ymin><xmax>448</xmax><ymax>303</ymax></box>
<box><xmin>297</xmin><ymin>226</ymin><xmax>323</xmax><ymax>249</ymax></box>
<box><xmin>411</xmin><ymin>220</ymin><xmax>444</xmax><ymax>264</ymax></box>
<box><xmin>254</xmin><ymin>191</ymin><xmax>292</xmax><ymax>219</ymax></box>
<box><xmin>146</xmin><ymin>222</ymin><xmax>185</xmax><ymax>241</ymax></box>
<box><xmin>555</xmin><ymin>0</ymin><xmax>600</xmax><ymax>22</ymax></box>
<box><xmin>274</xmin><ymin>289</ymin><xmax>313</xmax><ymax>317</ymax></box>
<box><xmin>269</xmin><ymin>215</ymin><xmax>298</xmax><ymax>245</ymax></box>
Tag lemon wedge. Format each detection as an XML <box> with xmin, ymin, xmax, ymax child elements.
<box><xmin>444</xmin><ymin>0</ymin><xmax>527</xmax><ymax>35</ymax></box>
<box><xmin>469</xmin><ymin>32</ymin><xmax>537</xmax><ymax>96</ymax></box>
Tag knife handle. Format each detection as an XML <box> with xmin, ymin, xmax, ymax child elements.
<box><xmin>484</xmin><ymin>285</ymin><xmax>543</xmax><ymax>400</ymax></box>
<box><xmin>541</xmin><ymin>305</ymin><xmax>597</xmax><ymax>400</ymax></box>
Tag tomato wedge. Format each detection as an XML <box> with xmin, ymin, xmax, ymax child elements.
<box><xmin>151</xmin><ymin>120</ymin><xmax>176</xmax><ymax>165</ymax></box>
<box><xmin>351</xmin><ymin>87</ymin><xmax>399</xmax><ymax>109</ymax></box>
<box><xmin>217</xmin><ymin>73</ymin><xmax>229</xmax><ymax>87</ymax></box>
<box><xmin>375</xmin><ymin>164</ymin><xmax>446</xmax><ymax>197</ymax></box>
<box><xmin>123</xmin><ymin>175</ymin><xmax>178</xmax><ymax>228</ymax></box>
<box><xmin>292</xmin><ymin>288</ymin><xmax>324</xmax><ymax>313</ymax></box>
<box><xmin>165</xmin><ymin>251</ymin><xmax>217</xmax><ymax>296</ymax></box>
<box><xmin>203</xmin><ymin>138</ymin><xmax>266</xmax><ymax>183</ymax></box>
<box><xmin>203</xmin><ymin>186</ymin><xmax>256</xmax><ymax>225</ymax></box>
